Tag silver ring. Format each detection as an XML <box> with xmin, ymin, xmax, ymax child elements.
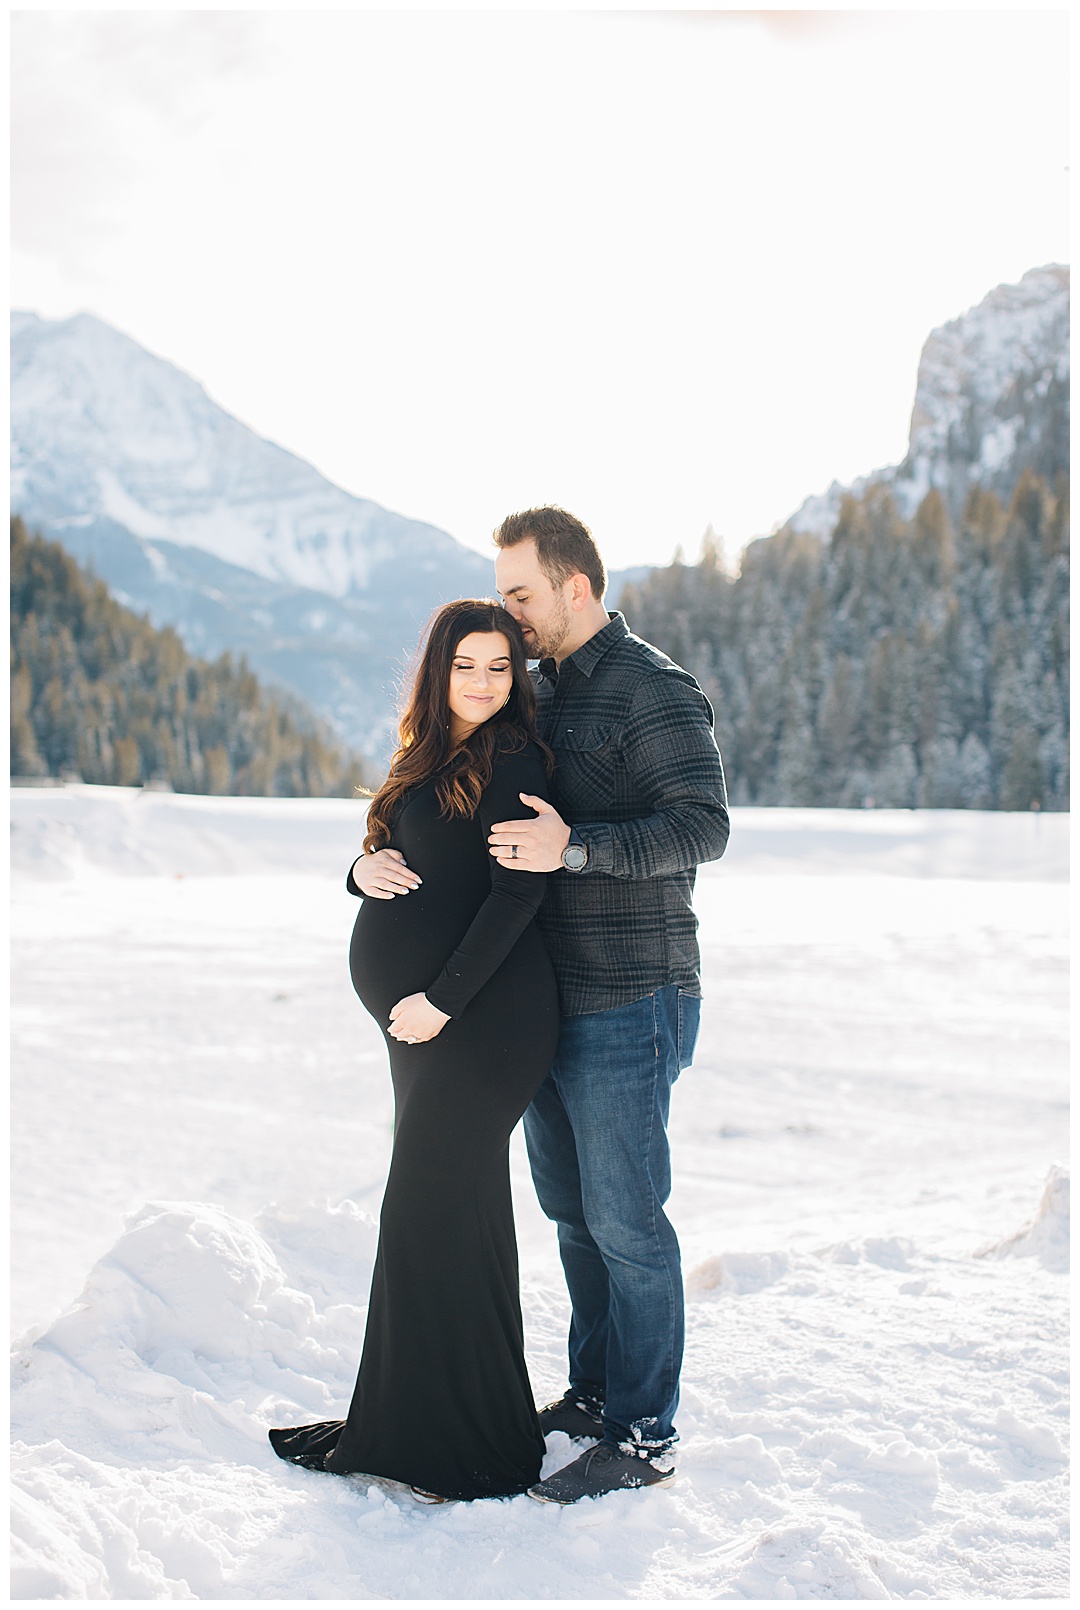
<box><xmin>511</xmin><ymin>844</ymin><xmax>518</xmax><ymax>859</ymax></box>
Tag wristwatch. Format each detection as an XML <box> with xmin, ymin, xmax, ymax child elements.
<box><xmin>561</xmin><ymin>829</ymin><xmax>589</xmax><ymax>872</ymax></box>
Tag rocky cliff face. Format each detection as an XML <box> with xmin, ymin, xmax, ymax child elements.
<box><xmin>787</xmin><ymin>264</ymin><xmax>1069</xmax><ymax>538</ymax></box>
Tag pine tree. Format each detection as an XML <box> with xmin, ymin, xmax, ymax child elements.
<box><xmin>956</xmin><ymin>734</ymin><xmax>995</xmax><ymax>808</ymax></box>
<box><xmin>9</xmin><ymin>660</ymin><xmax>46</xmax><ymax>776</ymax></box>
<box><xmin>1000</xmin><ymin>729</ymin><xmax>1045</xmax><ymax>812</ymax></box>
<box><xmin>874</xmin><ymin>743</ymin><xmax>919</xmax><ymax>809</ymax></box>
<box><xmin>918</xmin><ymin>737</ymin><xmax>962</xmax><ymax>809</ymax></box>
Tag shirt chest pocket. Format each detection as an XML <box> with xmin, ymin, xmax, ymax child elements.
<box><xmin>553</xmin><ymin>724</ymin><xmax>618</xmax><ymax>810</ymax></box>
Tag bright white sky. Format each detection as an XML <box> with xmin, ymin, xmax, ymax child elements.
<box><xmin>11</xmin><ymin>4</ymin><xmax>1069</xmax><ymax>570</ymax></box>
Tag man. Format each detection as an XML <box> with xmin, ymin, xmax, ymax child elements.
<box><xmin>356</xmin><ymin>506</ymin><xmax>729</xmax><ymax>1503</ymax></box>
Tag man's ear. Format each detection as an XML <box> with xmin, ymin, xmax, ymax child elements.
<box><xmin>568</xmin><ymin>572</ymin><xmax>593</xmax><ymax>612</ymax></box>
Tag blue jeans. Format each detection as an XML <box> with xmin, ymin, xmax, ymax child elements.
<box><xmin>523</xmin><ymin>985</ymin><xmax>700</xmax><ymax>1456</ymax></box>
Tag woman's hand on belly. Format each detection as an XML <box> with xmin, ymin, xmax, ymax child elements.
<box><xmin>353</xmin><ymin>848</ymin><xmax>422</xmax><ymax>898</ymax></box>
<box><xmin>388</xmin><ymin>992</ymin><xmax>451</xmax><ymax>1044</ymax></box>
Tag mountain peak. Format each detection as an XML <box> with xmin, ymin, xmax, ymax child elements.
<box><xmin>11</xmin><ymin>309</ymin><xmax>485</xmax><ymax>599</ymax></box>
<box><xmin>10</xmin><ymin>308</ymin><xmax>495</xmax><ymax>757</ymax></box>
<box><xmin>786</xmin><ymin>264</ymin><xmax>1070</xmax><ymax>538</ymax></box>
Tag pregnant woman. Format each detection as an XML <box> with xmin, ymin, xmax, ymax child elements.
<box><xmin>270</xmin><ymin>600</ymin><xmax>559</xmax><ymax>1501</ymax></box>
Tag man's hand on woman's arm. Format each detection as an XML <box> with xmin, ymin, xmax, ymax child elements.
<box><xmin>487</xmin><ymin>794</ymin><xmax>571</xmax><ymax>871</ymax></box>
<box><xmin>351</xmin><ymin>847</ymin><xmax>422</xmax><ymax>899</ymax></box>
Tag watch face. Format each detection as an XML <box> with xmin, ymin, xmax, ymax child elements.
<box><xmin>563</xmin><ymin>843</ymin><xmax>588</xmax><ymax>870</ymax></box>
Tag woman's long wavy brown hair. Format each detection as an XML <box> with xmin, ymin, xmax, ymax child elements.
<box><xmin>363</xmin><ymin>599</ymin><xmax>553</xmax><ymax>853</ymax></box>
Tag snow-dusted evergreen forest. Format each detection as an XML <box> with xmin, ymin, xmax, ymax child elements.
<box><xmin>621</xmin><ymin>265</ymin><xmax>1069</xmax><ymax>813</ymax></box>
<box><xmin>10</xmin><ymin>519</ymin><xmax>370</xmax><ymax>795</ymax></box>
<box><xmin>622</xmin><ymin>472</ymin><xmax>1068</xmax><ymax>810</ymax></box>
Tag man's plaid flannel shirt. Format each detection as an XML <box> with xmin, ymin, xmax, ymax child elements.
<box><xmin>532</xmin><ymin>612</ymin><xmax>730</xmax><ymax>1016</ymax></box>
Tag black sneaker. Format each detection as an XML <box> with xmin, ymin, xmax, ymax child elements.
<box><xmin>529</xmin><ymin>1441</ymin><xmax>675</xmax><ymax>1504</ymax></box>
<box><xmin>537</xmin><ymin>1391</ymin><xmax>605</xmax><ymax>1440</ymax></box>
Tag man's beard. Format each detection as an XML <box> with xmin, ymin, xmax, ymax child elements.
<box><xmin>526</xmin><ymin>594</ymin><xmax>573</xmax><ymax>660</ymax></box>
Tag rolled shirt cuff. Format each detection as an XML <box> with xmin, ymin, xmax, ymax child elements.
<box><xmin>571</xmin><ymin>823</ymin><xmax>612</xmax><ymax>874</ymax></box>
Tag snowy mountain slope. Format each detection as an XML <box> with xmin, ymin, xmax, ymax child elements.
<box><xmin>34</xmin><ymin>514</ymin><xmax>448</xmax><ymax>760</ymax></box>
<box><xmin>788</xmin><ymin>264</ymin><xmax>1070</xmax><ymax>537</ymax></box>
<box><xmin>10</xmin><ymin>311</ymin><xmax>501</xmax><ymax>756</ymax></box>
<box><xmin>11</xmin><ymin>311</ymin><xmax>491</xmax><ymax>599</ymax></box>
<box><xmin>10</xmin><ymin>312</ymin><xmax>645</xmax><ymax>760</ymax></box>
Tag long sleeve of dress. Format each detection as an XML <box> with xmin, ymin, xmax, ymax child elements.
<box><xmin>424</xmin><ymin>746</ymin><xmax>550</xmax><ymax>1020</ymax></box>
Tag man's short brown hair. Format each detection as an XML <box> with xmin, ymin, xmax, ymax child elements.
<box><xmin>493</xmin><ymin>506</ymin><xmax>606</xmax><ymax>600</ymax></box>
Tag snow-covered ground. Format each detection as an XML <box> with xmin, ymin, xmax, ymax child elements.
<box><xmin>10</xmin><ymin>789</ymin><xmax>1069</xmax><ymax>1600</ymax></box>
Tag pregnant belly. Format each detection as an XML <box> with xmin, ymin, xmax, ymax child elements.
<box><xmin>349</xmin><ymin>893</ymin><xmax>477</xmax><ymax>1021</ymax></box>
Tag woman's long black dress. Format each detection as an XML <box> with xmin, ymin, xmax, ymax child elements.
<box><xmin>269</xmin><ymin>741</ymin><xmax>559</xmax><ymax>1500</ymax></box>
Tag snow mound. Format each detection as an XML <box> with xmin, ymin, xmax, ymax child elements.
<box><xmin>687</xmin><ymin>1235</ymin><xmax>921</xmax><ymax>1298</ymax></box>
<box><xmin>11</xmin><ymin>1200</ymin><xmax>380</xmax><ymax>1599</ymax></box>
<box><xmin>686</xmin><ymin>1249</ymin><xmax>794</xmax><ymax>1296</ymax></box>
<box><xmin>723</xmin><ymin>1520</ymin><xmax>897</xmax><ymax>1600</ymax></box>
<box><xmin>12</xmin><ymin>1200</ymin><xmax>377</xmax><ymax>1457</ymax></box>
<box><xmin>819</xmin><ymin>1235</ymin><xmax>917</xmax><ymax>1271</ymax></box>
<box><xmin>977</xmin><ymin>1165</ymin><xmax>1069</xmax><ymax>1273</ymax></box>
<box><xmin>992</xmin><ymin>1406</ymin><xmax>1067</xmax><ymax>1463</ymax></box>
